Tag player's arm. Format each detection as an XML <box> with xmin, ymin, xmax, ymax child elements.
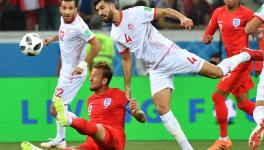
<box><xmin>126</xmin><ymin>99</ymin><xmax>146</xmax><ymax>123</ymax></box>
<box><xmin>72</xmin><ymin>37</ymin><xmax>101</xmax><ymax>76</ymax></box>
<box><xmin>85</xmin><ymin>37</ymin><xmax>101</xmax><ymax>72</ymax></box>
<box><xmin>121</xmin><ymin>50</ymin><xmax>132</xmax><ymax>99</ymax></box>
<box><xmin>154</xmin><ymin>8</ymin><xmax>193</xmax><ymax>30</ymax></box>
<box><xmin>43</xmin><ymin>35</ymin><xmax>59</xmax><ymax>46</ymax></box>
<box><xmin>245</xmin><ymin>17</ymin><xmax>263</xmax><ymax>34</ymax></box>
<box><xmin>203</xmin><ymin>10</ymin><xmax>218</xmax><ymax>45</ymax></box>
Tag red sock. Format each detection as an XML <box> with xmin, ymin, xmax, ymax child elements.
<box><xmin>252</xmin><ymin>50</ymin><xmax>264</xmax><ymax>60</ymax></box>
<box><xmin>237</xmin><ymin>100</ymin><xmax>255</xmax><ymax>116</ymax></box>
<box><xmin>212</xmin><ymin>92</ymin><xmax>228</xmax><ymax>137</ymax></box>
<box><xmin>70</xmin><ymin>118</ymin><xmax>98</xmax><ymax>136</ymax></box>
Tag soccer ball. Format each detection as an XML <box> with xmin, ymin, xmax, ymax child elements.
<box><xmin>19</xmin><ymin>33</ymin><xmax>43</xmax><ymax>56</ymax></box>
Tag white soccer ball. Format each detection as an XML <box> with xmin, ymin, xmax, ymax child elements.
<box><xmin>19</xmin><ymin>33</ymin><xmax>43</xmax><ymax>56</ymax></box>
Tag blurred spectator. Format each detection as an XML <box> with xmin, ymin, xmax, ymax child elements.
<box><xmin>37</xmin><ymin>0</ymin><xmax>60</xmax><ymax>30</ymax></box>
<box><xmin>181</xmin><ymin>0</ymin><xmax>193</xmax><ymax>17</ymax></box>
<box><xmin>150</xmin><ymin>0</ymin><xmax>159</xmax><ymax>7</ymax></box>
<box><xmin>156</xmin><ymin>0</ymin><xmax>185</xmax><ymax>29</ymax></box>
<box><xmin>211</xmin><ymin>0</ymin><xmax>224</xmax><ymax>10</ymax></box>
<box><xmin>1</xmin><ymin>0</ymin><xmax>26</xmax><ymax>30</ymax></box>
<box><xmin>119</xmin><ymin>0</ymin><xmax>137</xmax><ymax>9</ymax></box>
<box><xmin>78</xmin><ymin>0</ymin><xmax>93</xmax><ymax>25</ymax></box>
<box><xmin>188</xmin><ymin>0</ymin><xmax>212</xmax><ymax>26</ymax></box>
<box><xmin>209</xmin><ymin>53</ymin><xmax>221</xmax><ymax>65</ymax></box>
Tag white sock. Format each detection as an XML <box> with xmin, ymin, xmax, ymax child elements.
<box><xmin>67</xmin><ymin>111</ymin><xmax>77</xmax><ymax>125</ymax></box>
<box><xmin>220</xmin><ymin>136</ymin><xmax>229</xmax><ymax>141</ymax></box>
<box><xmin>55</xmin><ymin>120</ymin><xmax>66</xmax><ymax>140</ymax></box>
<box><xmin>160</xmin><ymin>110</ymin><xmax>193</xmax><ymax>150</ymax></box>
<box><xmin>217</xmin><ymin>52</ymin><xmax>250</xmax><ymax>75</ymax></box>
<box><xmin>253</xmin><ymin>106</ymin><xmax>264</xmax><ymax>124</ymax></box>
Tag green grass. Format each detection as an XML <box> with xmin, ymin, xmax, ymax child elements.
<box><xmin>1</xmin><ymin>140</ymin><xmax>264</xmax><ymax>150</ymax></box>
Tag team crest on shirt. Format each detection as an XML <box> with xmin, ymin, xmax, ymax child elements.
<box><xmin>104</xmin><ymin>98</ymin><xmax>112</xmax><ymax>107</ymax></box>
<box><xmin>233</xmin><ymin>18</ymin><xmax>240</xmax><ymax>28</ymax></box>
<box><xmin>128</xmin><ymin>23</ymin><xmax>134</xmax><ymax>30</ymax></box>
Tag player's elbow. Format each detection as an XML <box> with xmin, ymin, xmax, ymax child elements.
<box><xmin>245</xmin><ymin>26</ymin><xmax>254</xmax><ymax>34</ymax></box>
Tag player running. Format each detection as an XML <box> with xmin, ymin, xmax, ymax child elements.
<box><xmin>93</xmin><ymin>0</ymin><xmax>264</xmax><ymax>149</ymax></box>
<box><xmin>40</xmin><ymin>0</ymin><xmax>101</xmax><ymax>149</ymax></box>
<box><xmin>203</xmin><ymin>0</ymin><xmax>255</xmax><ymax>149</ymax></box>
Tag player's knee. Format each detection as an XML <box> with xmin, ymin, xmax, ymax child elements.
<box><xmin>155</xmin><ymin>105</ymin><xmax>170</xmax><ymax>116</ymax></box>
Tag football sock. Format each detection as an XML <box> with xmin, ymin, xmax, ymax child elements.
<box><xmin>217</xmin><ymin>53</ymin><xmax>250</xmax><ymax>75</ymax></box>
<box><xmin>160</xmin><ymin>110</ymin><xmax>193</xmax><ymax>150</ymax></box>
<box><xmin>237</xmin><ymin>100</ymin><xmax>255</xmax><ymax>115</ymax></box>
<box><xmin>67</xmin><ymin>111</ymin><xmax>77</xmax><ymax>125</ymax></box>
<box><xmin>219</xmin><ymin>136</ymin><xmax>229</xmax><ymax>142</ymax></box>
<box><xmin>253</xmin><ymin>106</ymin><xmax>264</xmax><ymax>124</ymax></box>
<box><xmin>55</xmin><ymin>120</ymin><xmax>66</xmax><ymax>140</ymax></box>
<box><xmin>212</xmin><ymin>92</ymin><xmax>228</xmax><ymax>137</ymax></box>
<box><xmin>70</xmin><ymin>118</ymin><xmax>98</xmax><ymax>136</ymax></box>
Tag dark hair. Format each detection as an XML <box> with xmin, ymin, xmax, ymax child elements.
<box><xmin>92</xmin><ymin>0</ymin><xmax>114</xmax><ymax>7</ymax></box>
<box><xmin>93</xmin><ymin>61</ymin><xmax>113</xmax><ymax>85</ymax></box>
<box><xmin>60</xmin><ymin>0</ymin><xmax>78</xmax><ymax>7</ymax></box>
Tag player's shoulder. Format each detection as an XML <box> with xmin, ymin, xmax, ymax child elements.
<box><xmin>214</xmin><ymin>6</ymin><xmax>225</xmax><ymax>13</ymax></box>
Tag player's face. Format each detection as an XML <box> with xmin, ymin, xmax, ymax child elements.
<box><xmin>95</xmin><ymin>1</ymin><xmax>113</xmax><ymax>23</ymax></box>
<box><xmin>90</xmin><ymin>68</ymin><xmax>104</xmax><ymax>91</ymax></box>
<box><xmin>224</xmin><ymin>0</ymin><xmax>238</xmax><ymax>9</ymax></box>
<box><xmin>60</xmin><ymin>1</ymin><xmax>77</xmax><ymax>23</ymax></box>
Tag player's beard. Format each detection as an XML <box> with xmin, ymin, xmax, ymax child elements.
<box><xmin>101</xmin><ymin>12</ymin><xmax>113</xmax><ymax>23</ymax></box>
<box><xmin>90</xmin><ymin>84</ymin><xmax>103</xmax><ymax>91</ymax></box>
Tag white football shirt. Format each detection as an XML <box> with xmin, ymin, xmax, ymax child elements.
<box><xmin>254</xmin><ymin>4</ymin><xmax>264</xmax><ymax>22</ymax></box>
<box><xmin>111</xmin><ymin>6</ymin><xmax>175</xmax><ymax>70</ymax></box>
<box><xmin>59</xmin><ymin>14</ymin><xmax>95</xmax><ymax>77</ymax></box>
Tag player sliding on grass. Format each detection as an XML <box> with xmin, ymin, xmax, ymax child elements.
<box><xmin>21</xmin><ymin>62</ymin><xmax>146</xmax><ymax>150</ymax></box>
<box><xmin>93</xmin><ymin>0</ymin><xmax>264</xmax><ymax>149</ymax></box>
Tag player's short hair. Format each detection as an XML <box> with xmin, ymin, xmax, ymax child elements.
<box><xmin>60</xmin><ymin>0</ymin><xmax>78</xmax><ymax>7</ymax></box>
<box><xmin>93</xmin><ymin>61</ymin><xmax>113</xmax><ymax>85</ymax></box>
<box><xmin>92</xmin><ymin>0</ymin><xmax>115</xmax><ymax>7</ymax></box>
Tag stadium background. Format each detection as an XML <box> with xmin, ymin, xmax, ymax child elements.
<box><xmin>0</xmin><ymin>30</ymin><xmax>262</xmax><ymax>149</ymax></box>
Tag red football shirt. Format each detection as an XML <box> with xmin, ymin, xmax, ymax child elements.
<box><xmin>204</xmin><ymin>5</ymin><xmax>253</xmax><ymax>57</ymax></box>
<box><xmin>87</xmin><ymin>88</ymin><xmax>128</xmax><ymax>131</ymax></box>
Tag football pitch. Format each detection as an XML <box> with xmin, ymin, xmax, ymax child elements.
<box><xmin>1</xmin><ymin>140</ymin><xmax>263</xmax><ymax>150</ymax></box>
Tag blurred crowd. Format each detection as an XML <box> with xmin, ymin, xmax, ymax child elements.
<box><xmin>0</xmin><ymin>0</ymin><xmax>262</xmax><ymax>31</ymax></box>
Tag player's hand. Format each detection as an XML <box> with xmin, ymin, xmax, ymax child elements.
<box><xmin>252</xmin><ymin>28</ymin><xmax>264</xmax><ymax>40</ymax></box>
<box><xmin>43</xmin><ymin>38</ymin><xmax>52</xmax><ymax>46</ymax></box>
<box><xmin>129</xmin><ymin>99</ymin><xmax>140</xmax><ymax>115</ymax></box>
<box><xmin>203</xmin><ymin>35</ymin><xmax>213</xmax><ymax>44</ymax></box>
<box><xmin>180</xmin><ymin>17</ymin><xmax>193</xmax><ymax>30</ymax></box>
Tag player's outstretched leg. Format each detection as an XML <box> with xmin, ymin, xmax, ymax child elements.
<box><xmin>21</xmin><ymin>141</ymin><xmax>43</xmax><ymax>150</ymax></box>
<box><xmin>249</xmin><ymin>119</ymin><xmax>264</xmax><ymax>150</ymax></box>
<box><xmin>53</xmin><ymin>96</ymin><xmax>71</xmax><ymax>127</ymax></box>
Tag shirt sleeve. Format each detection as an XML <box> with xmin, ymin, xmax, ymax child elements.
<box><xmin>203</xmin><ymin>9</ymin><xmax>219</xmax><ymax>38</ymax></box>
<box><xmin>255</xmin><ymin>4</ymin><xmax>264</xmax><ymax>22</ymax></box>
<box><xmin>131</xmin><ymin>6</ymin><xmax>155</xmax><ymax>23</ymax></box>
<box><xmin>79</xmin><ymin>25</ymin><xmax>95</xmax><ymax>42</ymax></box>
<box><xmin>114</xmin><ymin>41</ymin><xmax>129</xmax><ymax>55</ymax></box>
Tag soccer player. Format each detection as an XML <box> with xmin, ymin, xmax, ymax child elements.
<box><xmin>21</xmin><ymin>62</ymin><xmax>146</xmax><ymax>150</ymax></box>
<box><xmin>40</xmin><ymin>0</ymin><xmax>101</xmax><ymax>149</ymax></box>
<box><xmin>203</xmin><ymin>0</ymin><xmax>255</xmax><ymax>149</ymax></box>
<box><xmin>245</xmin><ymin>4</ymin><xmax>264</xmax><ymax>150</ymax></box>
<box><xmin>93</xmin><ymin>0</ymin><xmax>264</xmax><ymax>149</ymax></box>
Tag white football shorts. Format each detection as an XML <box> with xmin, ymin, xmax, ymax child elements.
<box><xmin>149</xmin><ymin>45</ymin><xmax>204</xmax><ymax>96</ymax></box>
<box><xmin>53</xmin><ymin>75</ymin><xmax>86</xmax><ymax>104</ymax></box>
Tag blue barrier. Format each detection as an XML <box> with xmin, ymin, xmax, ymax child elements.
<box><xmin>0</xmin><ymin>41</ymin><xmax>258</xmax><ymax>77</ymax></box>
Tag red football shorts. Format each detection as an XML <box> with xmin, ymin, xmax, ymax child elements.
<box><xmin>78</xmin><ymin>124</ymin><xmax>125</xmax><ymax>150</ymax></box>
<box><xmin>217</xmin><ymin>62</ymin><xmax>254</xmax><ymax>98</ymax></box>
